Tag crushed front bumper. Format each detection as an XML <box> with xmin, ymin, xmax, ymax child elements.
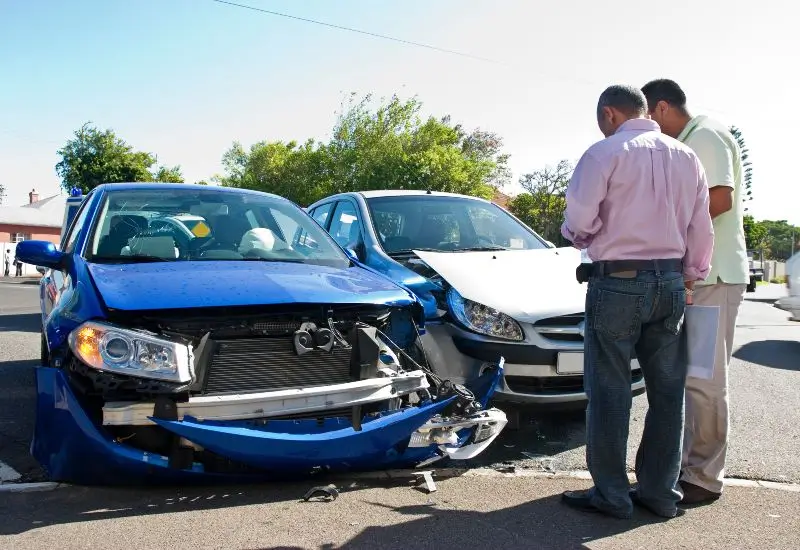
<box><xmin>32</xmin><ymin>366</ymin><xmax>506</xmax><ymax>485</ymax></box>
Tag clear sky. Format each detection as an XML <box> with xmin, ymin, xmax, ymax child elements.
<box><xmin>1</xmin><ymin>0</ymin><xmax>796</xmax><ymax>223</ymax></box>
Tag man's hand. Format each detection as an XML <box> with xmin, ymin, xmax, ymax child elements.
<box><xmin>684</xmin><ymin>280</ymin><xmax>695</xmax><ymax>305</ymax></box>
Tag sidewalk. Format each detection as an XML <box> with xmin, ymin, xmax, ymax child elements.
<box><xmin>1</xmin><ymin>472</ymin><xmax>797</xmax><ymax>549</ymax></box>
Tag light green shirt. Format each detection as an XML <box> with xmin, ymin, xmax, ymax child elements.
<box><xmin>678</xmin><ymin>115</ymin><xmax>749</xmax><ymax>286</ymax></box>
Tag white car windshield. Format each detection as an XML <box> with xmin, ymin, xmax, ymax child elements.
<box><xmin>366</xmin><ymin>195</ymin><xmax>548</xmax><ymax>254</ymax></box>
<box><xmin>88</xmin><ymin>188</ymin><xmax>349</xmax><ymax>268</ymax></box>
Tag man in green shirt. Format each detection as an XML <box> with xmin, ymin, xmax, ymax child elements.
<box><xmin>642</xmin><ymin>79</ymin><xmax>749</xmax><ymax>505</ymax></box>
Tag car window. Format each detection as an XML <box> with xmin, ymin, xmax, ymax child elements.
<box><xmin>62</xmin><ymin>197</ymin><xmax>93</xmax><ymax>253</ymax></box>
<box><xmin>365</xmin><ymin>195</ymin><xmax>548</xmax><ymax>253</ymax></box>
<box><xmin>86</xmin><ymin>189</ymin><xmax>349</xmax><ymax>268</ymax></box>
<box><xmin>311</xmin><ymin>203</ymin><xmax>333</xmax><ymax>229</ymax></box>
<box><xmin>328</xmin><ymin>201</ymin><xmax>363</xmax><ymax>250</ymax></box>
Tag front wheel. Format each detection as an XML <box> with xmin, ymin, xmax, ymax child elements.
<box><xmin>40</xmin><ymin>331</ymin><xmax>50</xmax><ymax>366</ymax></box>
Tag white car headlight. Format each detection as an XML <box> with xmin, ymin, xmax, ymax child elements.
<box><xmin>68</xmin><ymin>321</ymin><xmax>193</xmax><ymax>383</ymax></box>
<box><xmin>446</xmin><ymin>288</ymin><xmax>523</xmax><ymax>341</ymax></box>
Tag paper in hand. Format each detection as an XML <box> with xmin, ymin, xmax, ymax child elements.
<box><xmin>684</xmin><ymin>305</ymin><xmax>720</xmax><ymax>380</ymax></box>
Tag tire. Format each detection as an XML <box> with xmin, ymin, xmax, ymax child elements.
<box><xmin>746</xmin><ymin>280</ymin><xmax>756</xmax><ymax>293</ymax></box>
<box><xmin>40</xmin><ymin>331</ymin><xmax>50</xmax><ymax>366</ymax></box>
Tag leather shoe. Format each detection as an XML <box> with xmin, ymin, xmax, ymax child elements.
<box><xmin>561</xmin><ymin>490</ymin><xmax>630</xmax><ymax>519</ymax></box>
<box><xmin>679</xmin><ymin>480</ymin><xmax>721</xmax><ymax>505</ymax></box>
<box><xmin>629</xmin><ymin>489</ymin><xmax>686</xmax><ymax>518</ymax></box>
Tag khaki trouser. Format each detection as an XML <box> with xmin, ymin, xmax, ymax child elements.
<box><xmin>681</xmin><ymin>281</ymin><xmax>746</xmax><ymax>493</ymax></box>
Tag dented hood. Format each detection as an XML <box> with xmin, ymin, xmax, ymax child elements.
<box><xmin>414</xmin><ymin>248</ymin><xmax>587</xmax><ymax>323</ymax></box>
<box><xmin>87</xmin><ymin>260</ymin><xmax>416</xmax><ymax>311</ymax></box>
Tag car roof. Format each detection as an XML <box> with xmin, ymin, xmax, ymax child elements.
<box><xmin>93</xmin><ymin>182</ymin><xmax>285</xmax><ymax>201</ymax></box>
<box><xmin>353</xmin><ymin>190</ymin><xmax>492</xmax><ymax>202</ymax></box>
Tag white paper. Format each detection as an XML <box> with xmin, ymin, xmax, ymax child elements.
<box><xmin>684</xmin><ymin>305</ymin><xmax>720</xmax><ymax>380</ymax></box>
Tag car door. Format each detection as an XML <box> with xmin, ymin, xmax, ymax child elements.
<box><xmin>309</xmin><ymin>202</ymin><xmax>335</xmax><ymax>231</ymax></box>
<box><xmin>44</xmin><ymin>195</ymin><xmax>93</xmax><ymax>320</ymax></box>
<box><xmin>327</xmin><ymin>200</ymin><xmax>366</xmax><ymax>260</ymax></box>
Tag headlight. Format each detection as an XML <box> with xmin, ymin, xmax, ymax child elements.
<box><xmin>68</xmin><ymin>321</ymin><xmax>193</xmax><ymax>383</ymax></box>
<box><xmin>446</xmin><ymin>288</ymin><xmax>523</xmax><ymax>341</ymax></box>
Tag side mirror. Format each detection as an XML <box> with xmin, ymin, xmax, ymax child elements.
<box><xmin>15</xmin><ymin>241</ymin><xmax>66</xmax><ymax>270</ymax></box>
<box><xmin>344</xmin><ymin>248</ymin><xmax>360</xmax><ymax>262</ymax></box>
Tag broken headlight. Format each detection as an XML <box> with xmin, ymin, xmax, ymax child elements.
<box><xmin>68</xmin><ymin>321</ymin><xmax>193</xmax><ymax>383</ymax></box>
<box><xmin>446</xmin><ymin>288</ymin><xmax>523</xmax><ymax>341</ymax></box>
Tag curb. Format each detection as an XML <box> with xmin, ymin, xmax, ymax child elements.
<box><xmin>343</xmin><ymin>467</ymin><xmax>800</xmax><ymax>493</ymax></box>
<box><xmin>1</xmin><ymin>468</ymin><xmax>798</xmax><ymax>494</ymax></box>
<box><xmin>0</xmin><ymin>482</ymin><xmax>64</xmax><ymax>493</ymax></box>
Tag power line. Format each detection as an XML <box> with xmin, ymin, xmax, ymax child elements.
<box><xmin>210</xmin><ymin>1</ymin><xmax>731</xmax><ymax>118</ymax></box>
<box><xmin>210</xmin><ymin>0</ymin><xmax>503</xmax><ymax>65</ymax></box>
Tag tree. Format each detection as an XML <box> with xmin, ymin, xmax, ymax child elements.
<box><xmin>743</xmin><ymin>215</ymin><xmax>768</xmax><ymax>250</ymax></box>
<box><xmin>153</xmin><ymin>165</ymin><xmax>185</xmax><ymax>183</ymax></box>
<box><xmin>55</xmin><ymin>122</ymin><xmax>183</xmax><ymax>193</ymax></box>
<box><xmin>218</xmin><ymin>94</ymin><xmax>510</xmax><ymax>206</ymax></box>
<box><xmin>729</xmin><ymin>126</ymin><xmax>753</xmax><ymax>211</ymax></box>
<box><xmin>508</xmin><ymin>160</ymin><xmax>574</xmax><ymax>245</ymax></box>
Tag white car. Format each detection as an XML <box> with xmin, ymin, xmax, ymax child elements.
<box><xmin>307</xmin><ymin>190</ymin><xmax>645</xmax><ymax>411</ymax></box>
<box><xmin>777</xmin><ymin>252</ymin><xmax>800</xmax><ymax>320</ymax></box>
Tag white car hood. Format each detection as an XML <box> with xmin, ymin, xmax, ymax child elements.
<box><xmin>414</xmin><ymin>247</ymin><xmax>587</xmax><ymax>323</ymax></box>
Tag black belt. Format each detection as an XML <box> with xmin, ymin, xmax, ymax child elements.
<box><xmin>592</xmin><ymin>259</ymin><xmax>683</xmax><ymax>277</ymax></box>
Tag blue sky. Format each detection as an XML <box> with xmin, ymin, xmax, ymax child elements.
<box><xmin>1</xmin><ymin>0</ymin><xmax>796</xmax><ymax>223</ymax></box>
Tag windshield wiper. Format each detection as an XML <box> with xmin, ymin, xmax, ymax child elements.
<box><xmin>387</xmin><ymin>247</ymin><xmax>440</xmax><ymax>255</ymax></box>
<box><xmin>91</xmin><ymin>255</ymin><xmax>177</xmax><ymax>264</ymax></box>
<box><xmin>456</xmin><ymin>246</ymin><xmax>509</xmax><ymax>252</ymax></box>
<box><xmin>239</xmin><ymin>257</ymin><xmax>308</xmax><ymax>264</ymax></box>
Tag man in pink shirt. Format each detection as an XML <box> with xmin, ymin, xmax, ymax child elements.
<box><xmin>560</xmin><ymin>85</ymin><xmax>714</xmax><ymax>519</ymax></box>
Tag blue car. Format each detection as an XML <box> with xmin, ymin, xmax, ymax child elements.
<box><xmin>16</xmin><ymin>183</ymin><xmax>506</xmax><ymax>485</ymax></box>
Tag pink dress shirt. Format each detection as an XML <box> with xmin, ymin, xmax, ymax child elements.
<box><xmin>561</xmin><ymin>118</ymin><xmax>714</xmax><ymax>281</ymax></box>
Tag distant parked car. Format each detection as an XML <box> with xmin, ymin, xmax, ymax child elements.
<box><xmin>307</xmin><ymin>190</ymin><xmax>645</xmax><ymax>411</ymax></box>
<box><xmin>777</xmin><ymin>252</ymin><xmax>800</xmax><ymax>320</ymax></box>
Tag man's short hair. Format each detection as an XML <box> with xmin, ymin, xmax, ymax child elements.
<box><xmin>596</xmin><ymin>85</ymin><xmax>648</xmax><ymax>120</ymax></box>
<box><xmin>641</xmin><ymin>79</ymin><xmax>688</xmax><ymax>113</ymax></box>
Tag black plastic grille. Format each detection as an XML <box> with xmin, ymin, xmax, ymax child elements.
<box><xmin>204</xmin><ymin>337</ymin><xmax>354</xmax><ymax>394</ymax></box>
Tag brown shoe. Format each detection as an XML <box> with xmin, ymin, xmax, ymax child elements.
<box><xmin>679</xmin><ymin>480</ymin><xmax>721</xmax><ymax>505</ymax></box>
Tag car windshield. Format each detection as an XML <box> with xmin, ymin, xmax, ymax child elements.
<box><xmin>88</xmin><ymin>188</ymin><xmax>350</xmax><ymax>268</ymax></box>
<box><xmin>366</xmin><ymin>195</ymin><xmax>548</xmax><ymax>254</ymax></box>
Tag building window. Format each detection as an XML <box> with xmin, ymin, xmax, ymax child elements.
<box><xmin>11</xmin><ymin>233</ymin><xmax>32</xmax><ymax>243</ymax></box>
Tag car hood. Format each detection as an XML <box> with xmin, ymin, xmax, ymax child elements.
<box><xmin>414</xmin><ymin>248</ymin><xmax>587</xmax><ymax>323</ymax></box>
<box><xmin>87</xmin><ymin>261</ymin><xmax>416</xmax><ymax>311</ymax></box>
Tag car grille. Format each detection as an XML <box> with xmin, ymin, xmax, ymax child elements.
<box><xmin>506</xmin><ymin>370</ymin><xmax>643</xmax><ymax>395</ymax></box>
<box><xmin>203</xmin><ymin>337</ymin><xmax>354</xmax><ymax>395</ymax></box>
<box><xmin>533</xmin><ymin>313</ymin><xmax>585</xmax><ymax>344</ymax></box>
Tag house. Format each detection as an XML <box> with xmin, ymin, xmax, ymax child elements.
<box><xmin>491</xmin><ymin>189</ymin><xmax>513</xmax><ymax>210</ymax></box>
<box><xmin>0</xmin><ymin>189</ymin><xmax>65</xmax><ymax>276</ymax></box>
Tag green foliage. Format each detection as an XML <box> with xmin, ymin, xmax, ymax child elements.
<box><xmin>757</xmin><ymin>219</ymin><xmax>798</xmax><ymax>260</ymax></box>
<box><xmin>743</xmin><ymin>215</ymin><xmax>767</xmax><ymax>250</ymax></box>
<box><xmin>217</xmin><ymin>94</ymin><xmax>509</xmax><ymax>206</ymax></box>
<box><xmin>508</xmin><ymin>160</ymin><xmax>573</xmax><ymax>245</ymax></box>
<box><xmin>153</xmin><ymin>165</ymin><xmax>185</xmax><ymax>183</ymax></box>
<box><xmin>729</xmin><ymin>126</ymin><xmax>753</xmax><ymax>210</ymax></box>
<box><xmin>55</xmin><ymin>122</ymin><xmax>183</xmax><ymax>193</ymax></box>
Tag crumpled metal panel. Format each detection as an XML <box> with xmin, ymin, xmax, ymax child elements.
<box><xmin>150</xmin><ymin>397</ymin><xmax>454</xmax><ymax>471</ymax></box>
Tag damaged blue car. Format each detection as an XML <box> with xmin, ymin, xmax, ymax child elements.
<box><xmin>16</xmin><ymin>183</ymin><xmax>506</xmax><ymax>485</ymax></box>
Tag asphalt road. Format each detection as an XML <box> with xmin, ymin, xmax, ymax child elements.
<box><xmin>1</xmin><ymin>282</ymin><xmax>798</xmax><ymax>485</ymax></box>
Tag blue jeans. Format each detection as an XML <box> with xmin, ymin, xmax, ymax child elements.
<box><xmin>584</xmin><ymin>269</ymin><xmax>687</xmax><ymax>518</ymax></box>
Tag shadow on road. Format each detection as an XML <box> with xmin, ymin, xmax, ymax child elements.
<box><xmin>0</xmin><ymin>478</ymin><xmax>670</xmax><ymax>548</ymax></box>
<box><xmin>733</xmin><ymin>340</ymin><xmax>800</xmax><ymax>371</ymax></box>
<box><xmin>0</xmin><ymin>312</ymin><xmax>41</xmax><ymax>333</ymax></box>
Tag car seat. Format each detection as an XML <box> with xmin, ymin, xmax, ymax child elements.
<box><xmin>96</xmin><ymin>215</ymin><xmax>148</xmax><ymax>257</ymax></box>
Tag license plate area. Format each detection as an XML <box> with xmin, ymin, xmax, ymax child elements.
<box><xmin>556</xmin><ymin>352</ymin><xmax>584</xmax><ymax>375</ymax></box>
